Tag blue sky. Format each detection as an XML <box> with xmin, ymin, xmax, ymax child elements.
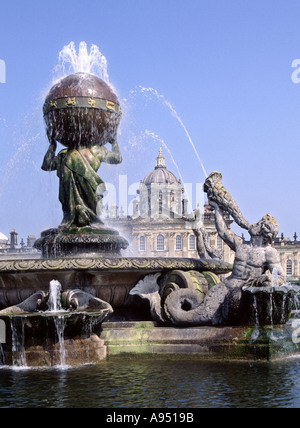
<box><xmin>1</xmin><ymin>0</ymin><xmax>300</xmax><ymax>241</ymax></box>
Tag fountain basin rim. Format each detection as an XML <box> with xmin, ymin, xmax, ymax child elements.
<box><xmin>0</xmin><ymin>308</ymin><xmax>112</xmax><ymax>319</ymax></box>
<box><xmin>0</xmin><ymin>257</ymin><xmax>233</xmax><ymax>275</ymax></box>
<box><xmin>242</xmin><ymin>285</ymin><xmax>300</xmax><ymax>294</ymax></box>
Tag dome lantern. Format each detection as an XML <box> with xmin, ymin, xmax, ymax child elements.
<box><xmin>155</xmin><ymin>148</ymin><xmax>166</xmax><ymax>169</ymax></box>
<box><xmin>143</xmin><ymin>149</ymin><xmax>180</xmax><ymax>186</ymax></box>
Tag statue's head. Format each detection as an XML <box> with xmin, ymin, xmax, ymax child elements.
<box><xmin>249</xmin><ymin>213</ymin><xmax>279</xmax><ymax>244</ymax></box>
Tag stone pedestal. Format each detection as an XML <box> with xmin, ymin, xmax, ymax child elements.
<box><xmin>34</xmin><ymin>227</ymin><xmax>129</xmax><ymax>258</ymax></box>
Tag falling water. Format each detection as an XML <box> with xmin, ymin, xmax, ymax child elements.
<box><xmin>47</xmin><ymin>280</ymin><xmax>67</xmax><ymax>367</ymax></box>
<box><xmin>293</xmin><ymin>292</ymin><xmax>300</xmax><ymax>313</ymax></box>
<box><xmin>253</xmin><ymin>294</ymin><xmax>260</xmax><ymax>326</ymax></box>
<box><xmin>54</xmin><ymin>316</ymin><xmax>67</xmax><ymax>367</ymax></box>
<box><xmin>130</xmin><ymin>86</ymin><xmax>208</xmax><ymax>179</ymax></box>
<box><xmin>281</xmin><ymin>294</ymin><xmax>287</xmax><ymax>325</ymax></box>
<box><xmin>0</xmin><ymin>343</ymin><xmax>5</xmax><ymax>365</ymax></box>
<box><xmin>271</xmin><ymin>268</ymin><xmax>279</xmax><ymax>288</ymax></box>
<box><xmin>250</xmin><ymin>294</ymin><xmax>261</xmax><ymax>343</ymax></box>
<box><xmin>10</xmin><ymin>318</ymin><xmax>27</xmax><ymax>368</ymax></box>
<box><xmin>269</xmin><ymin>292</ymin><xmax>274</xmax><ymax>328</ymax></box>
<box><xmin>82</xmin><ymin>316</ymin><xmax>99</xmax><ymax>363</ymax></box>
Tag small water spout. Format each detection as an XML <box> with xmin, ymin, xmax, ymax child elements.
<box><xmin>48</xmin><ymin>280</ymin><xmax>63</xmax><ymax>312</ymax></box>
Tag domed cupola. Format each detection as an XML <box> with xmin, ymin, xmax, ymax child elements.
<box><xmin>143</xmin><ymin>149</ymin><xmax>180</xmax><ymax>186</ymax></box>
<box><xmin>138</xmin><ymin>149</ymin><xmax>183</xmax><ymax>219</ymax></box>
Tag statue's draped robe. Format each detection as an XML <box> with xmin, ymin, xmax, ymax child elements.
<box><xmin>56</xmin><ymin>148</ymin><xmax>105</xmax><ymax>227</ymax></box>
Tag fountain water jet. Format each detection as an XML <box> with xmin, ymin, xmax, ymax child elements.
<box><xmin>54</xmin><ymin>41</ymin><xmax>110</xmax><ymax>84</ymax></box>
<box><xmin>129</xmin><ymin>86</ymin><xmax>208</xmax><ymax>178</ymax></box>
<box><xmin>48</xmin><ymin>280</ymin><xmax>63</xmax><ymax>313</ymax></box>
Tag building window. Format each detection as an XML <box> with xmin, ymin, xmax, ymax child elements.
<box><xmin>159</xmin><ymin>191</ymin><xmax>163</xmax><ymax>215</ymax></box>
<box><xmin>170</xmin><ymin>191</ymin><xmax>175</xmax><ymax>218</ymax></box>
<box><xmin>157</xmin><ymin>235</ymin><xmax>165</xmax><ymax>251</ymax></box>
<box><xmin>140</xmin><ymin>236</ymin><xmax>146</xmax><ymax>252</ymax></box>
<box><xmin>189</xmin><ymin>235</ymin><xmax>196</xmax><ymax>251</ymax></box>
<box><xmin>286</xmin><ymin>259</ymin><xmax>293</xmax><ymax>276</ymax></box>
<box><xmin>217</xmin><ymin>235</ymin><xmax>223</xmax><ymax>251</ymax></box>
<box><xmin>176</xmin><ymin>235</ymin><xmax>182</xmax><ymax>251</ymax></box>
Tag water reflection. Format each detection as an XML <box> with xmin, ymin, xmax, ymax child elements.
<box><xmin>1</xmin><ymin>359</ymin><xmax>300</xmax><ymax>408</ymax></box>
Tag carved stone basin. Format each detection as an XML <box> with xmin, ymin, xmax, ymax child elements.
<box><xmin>0</xmin><ymin>257</ymin><xmax>232</xmax><ymax>320</ymax></box>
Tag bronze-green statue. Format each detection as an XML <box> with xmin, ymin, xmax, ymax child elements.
<box><xmin>35</xmin><ymin>72</ymin><xmax>129</xmax><ymax>257</ymax></box>
<box><xmin>42</xmin><ymin>135</ymin><xmax>122</xmax><ymax>229</ymax></box>
<box><xmin>41</xmin><ymin>72</ymin><xmax>123</xmax><ymax>230</ymax></box>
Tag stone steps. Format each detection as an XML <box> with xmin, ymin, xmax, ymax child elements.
<box><xmin>100</xmin><ymin>321</ymin><xmax>262</xmax><ymax>360</ymax></box>
<box><xmin>100</xmin><ymin>321</ymin><xmax>300</xmax><ymax>361</ymax></box>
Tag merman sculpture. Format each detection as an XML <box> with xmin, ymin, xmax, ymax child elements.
<box><xmin>131</xmin><ymin>172</ymin><xmax>287</xmax><ymax>326</ymax></box>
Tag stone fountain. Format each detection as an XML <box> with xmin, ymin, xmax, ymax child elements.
<box><xmin>0</xmin><ymin>71</ymin><xmax>232</xmax><ymax>367</ymax></box>
<box><xmin>0</xmin><ymin>67</ymin><xmax>299</xmax><ymax>366</ymax></box>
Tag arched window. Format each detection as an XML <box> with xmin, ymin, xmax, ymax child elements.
<box><xmin>286</xmin><ymin>259</ymin><xmax>293</xmax><ymax>276</ymax></box>
<box><xmin>139</xmin><ymin>236</ymin><xmax>146</xmax><ymax>252</ymax></box>
<box><xmin>157</xmin><ymin>235</ymin><xmax>165</xmax><ymax>251</ymax></box>
<box><xmin>176</xmin><ymin>235</ymin><xmax>182</xmax><ymax>251</ymax></box>
<box><xmin>189</xmin><ymin>235</ymin><xmax>196</xmax><ymax>251</ymax></box>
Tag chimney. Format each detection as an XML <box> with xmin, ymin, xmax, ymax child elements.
<box><xmin>27</xmin><ymin>235</ymin><xmax>36</xmax><ymax>248</ymax></box>
<box><xmin>10</xmin><ymin>229</ymin><xmax>18</xmax><ymax>250</ymax></box>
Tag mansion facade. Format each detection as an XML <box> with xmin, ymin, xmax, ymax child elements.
<box><xmin>274</xmin><ymin>237</ymin><xmax>300</xmax><ymax>282</ymax></box>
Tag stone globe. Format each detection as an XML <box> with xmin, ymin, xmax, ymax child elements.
<box><xmin>43</xmin><ymin>73</ymin><xmax>122</xmax><ymax>149</ymax></box>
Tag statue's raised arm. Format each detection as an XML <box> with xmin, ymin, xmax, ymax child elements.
<box><xmin>204</xmin><ymin>172</ymin><xmax>247</xmax><ymax>251</ymax></box>
<box><xmin>204</xmin><ymin>171</ymin><xmax>286</xmax><ymax>288</ymax></box>
<box><xmin>204</xmin><ymin>172</ymin><xmax>250</xmax><ymax>230</ymax></box>
<box><xmin>209</xmin><ymin>200</ymin><xmax>243</xmax><ymax>252</ymax></box>
<box><xmin>41</xmin><ymin>135</ymin><xmax>58</xmax><ymax>172</ymax></box>
<box><xmin>103</xmin><ymin>139</ymin><xmax>122</xmax><ymax>165</ymax></box>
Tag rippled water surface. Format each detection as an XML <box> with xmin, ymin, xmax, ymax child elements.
<box><xmin>1</xmin><ymin>359</ymin><xmax>300</xmax><ymax>408</ymax></box>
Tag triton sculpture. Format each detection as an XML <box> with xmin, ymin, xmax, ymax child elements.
<box><xmin>131</xmin><ymin>172</ymin><xmax>290</xmax><ymax>327</ymax></box>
